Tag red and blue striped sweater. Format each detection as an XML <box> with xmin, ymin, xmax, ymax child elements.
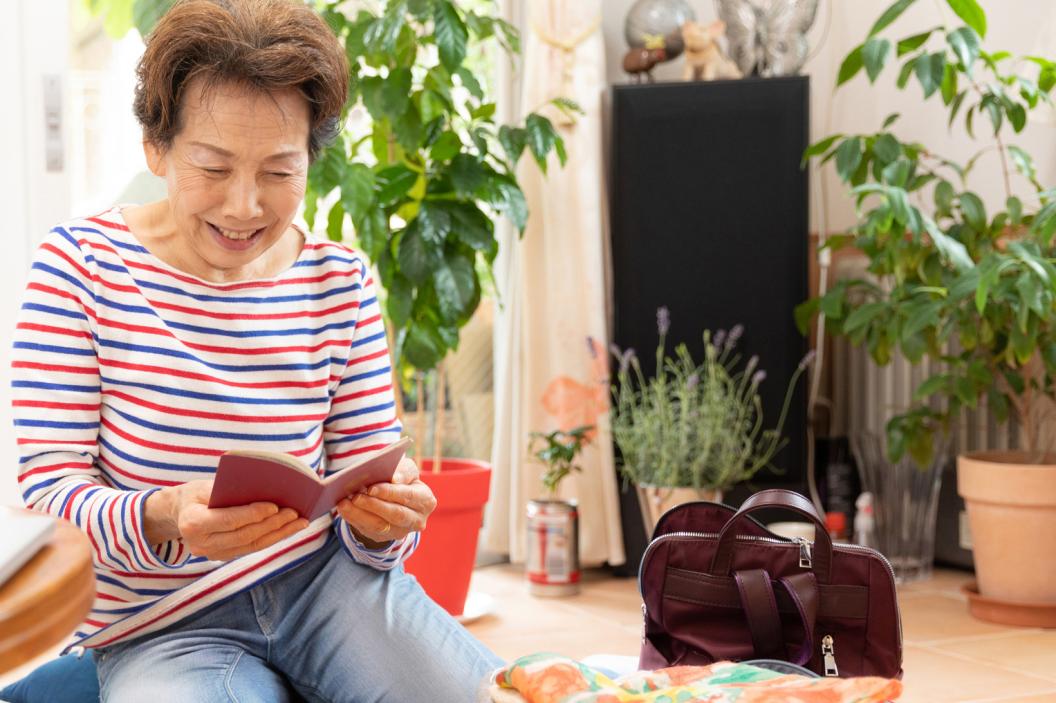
<box><xmin>11</xmin><ymin>206</ymin><xmax>414</xmax><ymax>650</ymax></box>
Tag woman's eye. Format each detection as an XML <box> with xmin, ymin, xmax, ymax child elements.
<box><xmin>268</xmin><ymin>172</ymin><xmax>293</xmax><ymax>178</ymax></box>
<box><xmin>202</xmin><ymin>168</ymin><xmax>228</xmax><ymax>175</ymax></box>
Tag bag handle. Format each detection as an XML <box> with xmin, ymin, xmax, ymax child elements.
<box><xmin>735</xmin><ymin>568</ymin><xmax>818</xmax><ymax>667</ymax></box>
<box><xmin>710</xmin><ymin>489</ymin><xmax>833</xmax><ymax>583</ymax></box>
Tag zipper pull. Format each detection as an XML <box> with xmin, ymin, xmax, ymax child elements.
<box><xmin>822</xmin><ymin>635</ymin><xmax>839</xmax><ymax>677</ymax></box>
<box><xmin>793</xmin><ymin>536</ymin><xmax>813</xmax><ymax>568</ymax></box>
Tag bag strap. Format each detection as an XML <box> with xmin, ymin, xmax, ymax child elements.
<box><xmin>734</xmin><ymin>568</ymin><xmax>818</xmax><ymax>667</ymax></box>
<box><xmin>710</xmin><ymin>489</ymin><xmax>833</xmax><ymax>582</ymax></box>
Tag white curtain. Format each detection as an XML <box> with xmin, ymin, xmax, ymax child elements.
<box><xmin>487</xmin><ymin>0</ymin><xmax>624</xmax><ymax>567</ymax></box>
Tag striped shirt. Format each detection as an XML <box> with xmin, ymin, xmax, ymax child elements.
<box><xmin>11</xmin><ymin>206</ymin><xmax>414</xmax><ymax>650</ymax></box>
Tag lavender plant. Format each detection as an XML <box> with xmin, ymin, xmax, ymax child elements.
<box><xmin>610</xmin><ymin>308</ymin><xmax>812</xmax><ymax>491</ymax></box>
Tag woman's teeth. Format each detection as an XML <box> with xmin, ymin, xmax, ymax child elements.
<box><xmin>213</xmin><ymin>224</ymin><xmax>259</xmax><ymax>240</ymax></box>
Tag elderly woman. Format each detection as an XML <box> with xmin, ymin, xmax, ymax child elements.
<box><xmin>11</xmin><ymin>0</ymin><xmax>502</xmax><ymax>700</ymax></box>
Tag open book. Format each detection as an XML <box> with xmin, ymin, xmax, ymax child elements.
<box><xmin>208</xmin><ymin>437</ymin><xmax>412</xmax><ymax>521</ymax></box>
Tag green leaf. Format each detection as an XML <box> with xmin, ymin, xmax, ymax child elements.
<box><xmin>915</xmin><ymin>52</ymin><xmax>946</xmax><ymax>98</ymax></box>
<box><xmin>902</xmin><ymin>299</ymin><xmax>943</xmax><ymax>338</ymax></box>
<box><xmin>354</xmin><ymin>208</ymin><xmax>388</xmax><ymax>262</ymax></box>
<box><xmin>883</xmin><ymin>159</ymin><xmax>912</xmax><ymax>187</ymax></box>
<box><xmin>897</xmin><ymin>56</ymin><xmax>919</xmax><ymax>88</ymax></box>
<box><xmin>837</xmin><ymin>44</ymin><xmax>864</xmax><ymax>86</ymax></box>
<box><xmin>360</xmin><ymin>76</ymin><xmax>386</xmax><ymax>121</ymax></box>
<box><xmin>381</xmin><ymin>68</ymin><xmax>412</xmax><ymax>118</ymax></box>
<box><xmin>934</xmin><ymin>180</ymin><xmax>955</xmax><ymax>214</ymax></box>
<box><xmin>873</xmin><ymin>133</ymin><xmax>901</xmax><ymax>163</ymax></box>
<box><xmin>449</xmin><ymin>154</ymin><xmax>486</xmax><ymax>195</ymax></box>
<box><xmin>882</xmin><ymin>113</ymin><xmax>901</xmax><ymax>128</ymax></box>
<box><xmin>419</xmin><ymin>89</ymin><xmax>448</xmax><ymax>124</ymax></box>
<box><xmin>429</xmin><ymin>131</ymin><xmax>462</xmax><ymax>162</ymax></box>
<box><xmin>947</xmin><ymin>27</ymin><xmax>980</xmax><ymax>75</ymax></box>
<box><xmin>1008</xmin><ymin>195</ymin><xmax>1023</xmax><ymax>225</ymax></box>
<box><xmin>402</xmin><ymin>320</ymin><xmax>445</xmax><ymax>370</ymax></box>
<box><xmin>983</xmin><ymin>97</ymin><xmax>1003</xmax><ymax>133</ymax></box>
<box><xmin>870</xmin><ymin>0</ymin><xmax>918</xmax><ymax>37</ymax></box>
<box><xmin>801</xmin><ymin>134</ymin><xmax>841</xmax><ymax>168</ymax></box>
<box><xmin>385</xmin><ymin>273</ymin><xmax>414</xmax><ymax>329</ymax></box>
<box><xmin>948</xmin><ymin>91</ymin><xmax>968</xmax><ymax>129</ymax></box>
<box><xmin>820</xmin><ymin>291</ymin><xmax>845</xmax><ymax>319</ymax></box>
<box><xmin>922</xmin><ymin>214</ymin><xmax>974</xmax><ymax>271</ymax></box>
<box><xmin>455</xmin><ymin>66</ymin><xmax>484</xmax><ymax>100</ymax></box>
<box><xmin>844</xmin><ymin>302</ymin><xmax>887</xmax><ymax>333</ymax></box>
<box><xmin>434</xmin><ymin>0</ymin><xmax>468</xmax><ymax>73</ymax></box>
<box><xmin>417</xmin><ymin>201</ymin><xmax>452</xmax><ymax>246</ymax></box>
<box><xmin>489</xmin><ymin>179</ymin><xmax>528</xmax><ymax>232</ymax></box>
<box><xmin>1008</xmin><ymin>102</ymin><xmax>1026</xmax><ymax>133</ymax></box>
<box><xmin>397</xmin><ymin>222</ymin><xmax>436</xmax><ymax>285</ymax></box>
<box><xmin>1008</xmin><ymin>145</ymin><xmax>1036</xmax><ymax>185</ymax></box>
<box><xmin>97</xmin><ymin>0</ymin><xmax>134</xmax><ymax>38</ymax></box>
<box><xmin>794</xmin><ymin>298</ymin><xmax>820</xmax><ymax>335</ymax></box>
<box><xmin>525</xmin><ymin>114</ymin><xmax>560</xmax><ymax>173</ymax></box>
<box><xmin>940</xmin><ymin>62</ymin><xmax>958</xmax><ymax>104</ymax></box>
<box><xmin>341</xmin><ymin>164</ymin><xmax>375</xmax><ymax>222</ymax></box>
<box><xmin>863</xmin><ymin>38</ymin><xmax>893</xmax><ymax>82</ymax></box>
<box><xmin>914</xmin><ymin>374</ymin><xmax>947</xmax><ymax>400</ymax></box>
<box><xmin>471</xmin><ymin>102</ymin><xmax>497</xmax><ymax>121</ymax></box>
<box><xmin>365</xmin><ymin>6</ymin><xmax>406</xmax><ymax>53</ymax></box>
<box><xmin>433</xmin><ymin>250</ymin><xmax>478</xmax><ymax>323</ymax></box>
<box><xmin>392</xmin><ymin>106</ymin><xmax>423</xmax><ymax>152</ymax></box>
<box><xmin>132</xmin><ymin>0</ymin><xmax>175</xmax><ymax>36</ymax></box>
<box><xmin>835</xmin><ymin>137</ymin><xmax>863</xmax><ymax>181</ymax></box>
<box><xmin>897</xmin><ymin>30</ymin><xmax>933</xmax><ymax>56</ymax></box>
<box><xmin>958</xmin><ymin>192</ymin><xmax>986</xmax><ymax>231</ymax></box>
<box><xmin>945</xmin><ymin>0</ymin><xmax>987</xmax><ymax>37</ymax></box>
<box><xmin>445</xmin><ymin>202</ymin><xmax>493</xmax><ymax>251</ymax></box>
<box><xmin>375</xmin><ymin>165</ymin><xmax>418</xmax><ymax>205</ymax></box>
<box><xmin>326</xmin><ymin>201</ymin><xmax>346</xmax><ymax>242</ymax></box>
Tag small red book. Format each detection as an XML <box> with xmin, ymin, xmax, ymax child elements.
<box><xmin>207</xmin><ymin>437</ymin><xmax>412</xmax><ymax>521</ymax></box>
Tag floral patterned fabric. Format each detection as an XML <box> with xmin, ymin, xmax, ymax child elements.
<box><xmin>494</xmin><ymin>654</ymin><xmax>902</xmax><ymax>703</ymax></box>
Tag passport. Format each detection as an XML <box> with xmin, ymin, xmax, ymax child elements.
<box><xmin>207</xmin><ymin>437</ymin><xmax>412</xmax><ymax>520</ymax></box>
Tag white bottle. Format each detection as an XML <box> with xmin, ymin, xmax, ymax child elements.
<box><xmin>854</xmin><ymin>492</ymin><xmax>877</xmax><ymax>550</ymax></box>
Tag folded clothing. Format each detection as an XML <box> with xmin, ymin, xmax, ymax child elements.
<box><xmin>494</xmin><ymin>654</ymin><xmax>902</xmax><ymax>703</ymax></box>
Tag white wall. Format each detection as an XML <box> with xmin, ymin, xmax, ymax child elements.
<box><xmin>602</xmin><ymin>0</ymin><xmax>1056</xmax><ymax>234</ymax></box>
<box><xmin>0</xmin><ymin>0</ymin><xmax>71</xmax><ymax>507</ymax></box>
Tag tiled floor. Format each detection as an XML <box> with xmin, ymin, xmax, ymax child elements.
<box><xmin>3</xmin><ymin>566</ymin><xmax>1054</xmax><ymax>701</ymax></box>
<box><xmin>464</xmin><ymin>565</ymin><xmax>1056</xmax><ymax>703</ymax></box>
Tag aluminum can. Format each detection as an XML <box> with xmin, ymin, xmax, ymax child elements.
<box><xmin>526</xmin><ymin>499</ymin><xmax>580</xmax><ymax>596</ymax></box>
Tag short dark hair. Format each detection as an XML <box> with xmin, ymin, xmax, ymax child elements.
<box><xmin>133</xmin><ymin>0</ymin><xmax>349</xmax><ymax>161</ymax></box>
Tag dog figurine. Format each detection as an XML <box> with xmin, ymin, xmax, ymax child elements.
<box><xmin>682</xmin><ymin>20</ymin><xmax>742</xmax><ymax>81</ymax></box>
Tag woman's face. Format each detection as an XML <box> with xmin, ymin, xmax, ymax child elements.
<box><xmin>144</xmin><ymin>77</ymin><xmax>311</xmax><ymax>279</ymax></box>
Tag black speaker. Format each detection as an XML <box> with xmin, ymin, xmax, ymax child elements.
<box><xmin>608</xmin><ymin>77</ymin><xmax>809</xmax><ymax>573</ymax></box>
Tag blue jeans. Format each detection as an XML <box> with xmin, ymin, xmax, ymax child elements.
<box><xmin>94</xmin><ymin>536</ymin><xmax>503</xmax><ymax>702</ymax></box>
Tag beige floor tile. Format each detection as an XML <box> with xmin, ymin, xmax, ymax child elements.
<box><xmin>899</xmin><ymin>645</ymin><xmax>1056</xmax><ymax>702</ymax></box>
<box><xmin>900</xmin><ymin>592</ymin><xmax>1020</xmax><ymax>644</ymax></box>
<box><xmin>934</xmin><ymin>631</ymin><xmax>1056</xmax><ymax>682</ymax></box>
<box><xmin>479</xmin><ymin>622</ymin><xmax>642</xmax><ymax>662</ymax></box>
<box><xmin>899</xmin><ymin>568</ymin><xmax>976</xmax><ymax>595</ymax></box>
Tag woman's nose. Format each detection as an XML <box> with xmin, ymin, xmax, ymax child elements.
<box><xmin>222</xmin><ymin>172</ymin><xmax>264</xmax><ymax>221</ymax></box>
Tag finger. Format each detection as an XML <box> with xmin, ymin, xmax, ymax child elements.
<box><xmin>391</xmin><ymin>457</ymin><xmax>419</xmax><ymax>484</ymax></box>
<box><xmin>350</xmin><ymin>493</ymin><xmax>425</xmax><ymax>531</ymax></box>
<box><xmin>337</xmin><ymin>500</ymin><xmax>411</xmax><ymax>543</ymax></box>
<box><xmin>203</xmin><ymin>508</ymin><xmax>302</xmax><ymax>552</ymax></box>
<box><xmin>211</xmin><ymin>516</ymin><xmax>311</xmax><ymax>561</ymax></box>
<box><xmin>361</xmin><ymin>481</ymin><xmax>429</xmax><ymax>508</ymax></box>
<box><xmin>210</xmin><ymin>501</ymin><xmax>282</xmax><ymax>532</ymax></box>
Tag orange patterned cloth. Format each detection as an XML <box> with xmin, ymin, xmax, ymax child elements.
<box><xmin>494</xmin><ymin>654</ymin><xmax>902</xmax><ymax>703</ymax></box>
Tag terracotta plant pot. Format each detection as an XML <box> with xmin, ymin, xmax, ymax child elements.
<box><xmin>636</xmin><ymin>485</ymin><xmax>722</xmax><ymax>536</ymax></box>
<box><xmin>402</xmin><ymin>458</ymin><xmax>491</xmax><ymax>617</ymax></box>
<box><xmin>957</xmin><ymin>451</ymin><xmax>1056</xmax><ymax>609</ymax></box>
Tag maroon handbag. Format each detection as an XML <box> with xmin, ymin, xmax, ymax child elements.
<box><xmin>638</xmin><ymin>489</ymin><xmax>903</xmax><ymax>679</ymax></box>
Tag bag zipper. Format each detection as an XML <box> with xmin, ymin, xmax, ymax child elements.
<box><xmin>638</xmin><ymin>530</ymin><xmax>903</xmax><ymax>656</ymax></box>
<box><xmin>822</xmin><ymin>635</ymin><xmax>839</xmax><ymax>676</ymax></box>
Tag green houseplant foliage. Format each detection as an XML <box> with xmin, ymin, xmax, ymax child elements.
<box><xmin>528</xmin><ymin>425</ymin><xmax>593</xmax><ymax>498</ymax></box>
<box><xmin>87</xmin><ymin>0</ymin><xmax>573</xmax><ymax>376</ymax></box>
<box><xmin>798</xmin><ymin>0</ymin><xmax>1056</xmax><ymax>466</ymax></box>
<box><xmin>610</xmin><ymin>308</ymin><xmax>811</xmax><ymax>491</ymax></box>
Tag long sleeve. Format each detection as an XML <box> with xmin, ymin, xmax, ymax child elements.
<box><xmin>13</xmin><ymin>228</ymin><xmax>187</xmax><ymax>572</ymax></box>
<box><xmin>323</xmin><ymin>256</ymin><xmax>416</xmax><ymax>569</ymax></box>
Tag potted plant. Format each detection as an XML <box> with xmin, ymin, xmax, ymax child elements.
<box><xmin>610</xmin><ymin>307</ymin><xmax>812</xmax><ymax>532</ymax></box>
<box><xmin>798</xmin><ymin>0</ymin><xmax>1056</xmax><ymax>619</ymax></box>
<box><xmin>525</xmin><ymin>425</ymin><xmax>592</xmax><ymax>596</ymax></box>
<box><xmin>106</xmin><ymin>0</ymin><xmax>572</xmax><ymax>617</ymax></box>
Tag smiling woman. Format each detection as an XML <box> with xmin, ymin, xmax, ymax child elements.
<box><xmin>8</xmin><ymin>0</ymin><xmax>502</xmax><ymax>701</ymax></box>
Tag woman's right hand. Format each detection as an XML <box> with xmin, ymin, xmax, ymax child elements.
<box><xmin>145</xmin><ymin>479</ymin><xmax>309</xmax><ymax>561</ymax></box>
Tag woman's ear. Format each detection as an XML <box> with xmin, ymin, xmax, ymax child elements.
<box><xmin>143</xmin><ymin>141</ymin><xmax>167</xmax><ymax>177</ymax></box>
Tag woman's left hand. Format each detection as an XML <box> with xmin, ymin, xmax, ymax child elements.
<box><xmin>336</xmin><ymin>456</ymin><xmax>436</xmax><ymax>546</ymax></box>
